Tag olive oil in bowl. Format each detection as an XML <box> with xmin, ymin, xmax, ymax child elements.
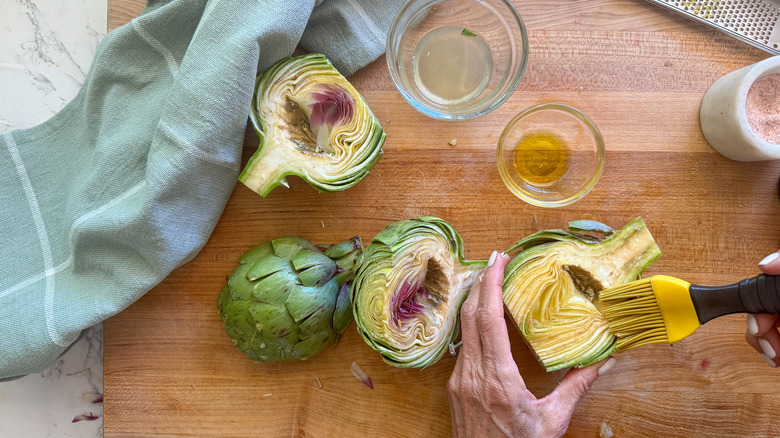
<box><xmin>513</xmin><ymin>132</ymin><xmax>570</xmax><ymax>187</ymax></box>
<box><xmin>496</xmin><ymin>103</ymin><xmax>604</xmax><ymax>208</ymax></box>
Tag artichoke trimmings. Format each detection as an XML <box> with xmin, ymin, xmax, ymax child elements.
<box><xmin>503</xmin><ymin>218</ymin><xmax>661</xmax><ymax>371</ymax></box>
<box><xmin>351</xmin><ymin>217</ymin><xmax>487</xmax><ymax>369</ymax></box>
<box><xmin>240</xmin><ymin>53</ymin><xmax>385</xmax><ymax>197</ymax></box>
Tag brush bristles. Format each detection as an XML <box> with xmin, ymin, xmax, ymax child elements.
<box><xmin>600</xmin><ymin>279</ymin><xmax>668</xmax><ymax>352</ymax></box>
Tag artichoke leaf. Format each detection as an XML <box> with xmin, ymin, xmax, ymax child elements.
<box><xmin>292</xmin><ymin>248</ymin><xmax>336</xmax><ymax>271</ymax></box>
<box><xmin>503</xmin><ymin>217</ymin><xmax>661</xmax><ymax>371</ymax></box>
<box><xmin>272</xmin><ymin>236</ymin><xmax>316</xmax><ymax>260</ymax></box>
<box><xmin>239</xmin><ymin>241</ymin><xmax>274</xmax><ymax>264</ymax></box>
<box><xmin>247</xmin><ymin>255</ymin><xmax>291</xmax><ymax>280</ymax></box>
<box><xmin>217</xmin><ymin>295</ymin><xmax>254</xmax><ymax>338</ymax></box>
<box><xmin>507</xmin><ymin>229</ymin><xmax>602</xmax><ymax>253</ymax></box>
<box><xmin>293</xmin><ymin>330</ymin><xmax>336</xmax><ymax>360</ymax></box>
<box><xmin>299</xmin><ymin>303</ymin><xmax>337</xmax><ymax>340</ymax></box>
<box><xmin>251</xmin><ymin>270</ymin><xmax>296</xmax><ymax>304</ymax></box>
<box><xmin>248</xmin><ymin>302</ymin><xmax>300</xmax><ymax>343</ymax></box>
<box><xmin>567</xmin><ymin>220</ymin><xmax>615</xmax><ymax>235</ymax></box>
<box><xmin>226</xmin><ymin>264</ymin><xmax>256</xmax><ymax>301</ymax></box>
<box><xmin>297</xmin><ymin>263</ymin><xmax>338</xmax><ymax>288</ymax></box>
<box><xmin>333</xmin><ymin>284</ymin><xmax>353</xmax><ymax>335</ymax></box>
<box><xmin>287</xmin><ymin>280</ymin><xmax>339</xmax><ymax>322</ymax></box>
<box><xmin>323</xmin><ymin>238</ymin><xmax>362</xmax><ymax>259</ymax></box>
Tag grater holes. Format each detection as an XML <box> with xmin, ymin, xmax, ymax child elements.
<box><xmin>652</xmin><ymin>0</ymin><xmax>779</xmax><ymax>48</ymax></box>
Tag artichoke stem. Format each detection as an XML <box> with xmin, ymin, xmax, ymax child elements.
<box><xmin>239</xmin><ymin>138</ymin><xmax>291</xmax><ymax>196</ymax></box>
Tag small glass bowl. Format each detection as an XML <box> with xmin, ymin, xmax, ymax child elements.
<box><xmin>386</xmin><ymin>0</ymin><xmax>528</xmax><ymax>121</ymax></box>
<box><xmin>497</xmin><ymin>103</ymin><xmax>605</xmax><ymax>208</ymax></box>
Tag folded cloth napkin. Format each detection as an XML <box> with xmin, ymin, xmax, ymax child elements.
<box><xmin>0</xmin><ymin>0</ymin><xmax>404</xmax><ymax>380</ymax></box>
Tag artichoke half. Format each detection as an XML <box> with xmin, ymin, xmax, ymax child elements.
<box><xmin>240</xmin><ymin>53</ymin><xmax>385</xmax><ymax>196</ymax></box>
<box><xmin>217</xmin><ymin>236</ymin><xmax>362</xmax><ymax>362</ymax></box>
<box><xmin>503</xmin><ymin>217</ymin><xmax>661</xmax><ymax>371</ymax></box>
<box><xmin>351</xmin><ymin>217</ymin><xmax>487</xmax><ymax>368</ymax></box>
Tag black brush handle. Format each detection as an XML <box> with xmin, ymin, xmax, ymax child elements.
<box><xmin>689</xmin><ymin>274</ymin><xmax>780</xmax><ymax>324</ymax></box>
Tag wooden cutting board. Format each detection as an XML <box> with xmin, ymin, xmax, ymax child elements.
<box><xmin>104</xmin><ymin>0</ymin><xmax>780</xmax><ymax>436</ymax></box>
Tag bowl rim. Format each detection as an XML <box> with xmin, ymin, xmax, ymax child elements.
<box><xmin>385</xmin><ymin>0</ymin><xmax>529</xmax><ymax>121</ymax></box>
<box><xmin>496</xmin><ymin>103</ymin><xmax>606</xmax><ymax>208</ymax></box>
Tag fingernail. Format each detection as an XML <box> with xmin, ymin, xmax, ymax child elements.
<box><xmin>487</xmin><ymin>251</ymin><xmax>499</xmax><ymax>267</ymax></box>
<box><xmin>598</xmin><ymin>358</ymin><xmax>617</xmax><ymax>376</ymax></box>
<box><xmin>762</xmin><ymin>353</ymin><xmax>777</xmax><ymax>368</ymax></box>
<box><xmin>760</xmin><ymin>338</ymin><xmax>776</xmax><ymax>359</ymax></box>
<box><xmin>760</xmin><ymin>252</ymin><xmax>779</xmax><ymax>267</ymax></box>
<box><xmin>501</xmin><ymin>252</ymin><xmax>510</xmax><ymax>261</ymax></box>
<box><xmin>747</xmin><ymin>314</ymin><xmax>759</xmax><ymax>336</ymax></box>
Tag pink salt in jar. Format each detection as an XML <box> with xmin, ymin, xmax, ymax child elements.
<box><xmin>700</xmin><ymin>56</ymin><xmax>780</xmax><ymax>161</ymax></box>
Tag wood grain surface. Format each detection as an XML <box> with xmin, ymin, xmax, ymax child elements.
<box><xmin>104</xmin><ymin>0</ymin><xmax>780</xmax><ymax>436</ymax></box>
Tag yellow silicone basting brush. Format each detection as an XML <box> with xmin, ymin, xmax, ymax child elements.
<box><xmin>600</xmin><ymin>274</ymin><xmax>780</xmax><ymax>352</ymax></box>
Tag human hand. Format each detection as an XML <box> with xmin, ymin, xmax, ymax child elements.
<box><xmin>447</xmin><ymin>251</ymin><xmax>616</xmax><ymax>438</ymax></box>
<box><xmin>745</xmin><ymin>251</ymin><xmax>780</xmax><ymax>368</ymax></box>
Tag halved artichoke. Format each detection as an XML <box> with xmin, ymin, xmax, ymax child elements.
<box><xmin>503</xmin><ymin>217</ymin><xmax>661</xmax><ymax>371</ymax></box>
<box><xmin>351</xmin><ymin>217</ymin><xmax>487</xmax><ymax>368</ymax></box>
<box><xmin>217</xmin><ymin>236</ymin><xmax>362</xmax><ymax>362</ymax></box>
<box><xmin>240</xmin><ymin>53</ymin><xmax>385</xmax><ymax>196</ymax></box>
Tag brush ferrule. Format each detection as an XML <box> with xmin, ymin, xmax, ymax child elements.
<box><xmin>650</xmin><ymin>276</ymin><xmax>699</xmax><ymax>343</ymax></box>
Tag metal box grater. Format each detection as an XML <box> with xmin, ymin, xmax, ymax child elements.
<box><xmin>644</xmin><ymin>0</ymin><xmax>780</xmax><ymax>55</ymax></box>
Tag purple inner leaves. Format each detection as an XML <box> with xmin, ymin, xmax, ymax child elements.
<box><xmin>392</xmin><ymin>282</ymin><xmax>429</xmax><ymax>326</ymax></box>
<box><xmin>309</xmin><ymin>85</ymin><xmax>354</xmax><ymax>134</ymax></box>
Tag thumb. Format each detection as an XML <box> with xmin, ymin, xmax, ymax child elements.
<box><xmin>545</xmin><ymin>357</ymin><xmax>616</xmax><ymax>416</ymax></box>
<box><xmin>759</xmin><ymin>251</ymin><xmax>780</xmax><ymax>275</ymax></box>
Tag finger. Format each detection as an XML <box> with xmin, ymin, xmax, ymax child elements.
<box><xmin>759</xmin><ymin>251</ymin><xmax>780</xmax><ymax>275</ymax></box>
<box><xmin>746</xmin><ymin>331</ymin><xmax>778</xmax><ymax>368</ymax></box>
<box><xmin>476</xmin><ymin>252</ymin><xmax>513</xmax><ymax>365</ymax></box>
<box><xmin>745</xmin><ymin>331</ymin><xmax>762</xmax><ymax>354</ymax></box>
<box><xmin>459</xmin><ymin>264</ymin><xmax>483</xmax><ymax>356</ymax></box>
<box><xmin>544</xmin><ymin>358</ymin><xmax>615</xmax><ymax>418</ymax></box>
<box><xmin>750</xmin><ymin>314</ymin><xmax>780</xmax><ymax>337</ymax></box>
<box><xmin>759</xmin><ymin>327</ymin><xmax>780</xmax><ymax>365</ymax></box>
<box><xmin>447</xmin><ymin>371</ymin><xmax>465</xmax><ymax>436</ymax></box>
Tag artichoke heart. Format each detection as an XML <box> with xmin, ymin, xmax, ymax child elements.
<box><xmin>352</xmin><ymin>217</ymin><xmax>487</xmax><ymax>368</ymax></box>
<box><xmin>217</xmin><ymin>236</ymin><xmax>362</xmax><ymax>362</ymax></box>
<box><xmin>240</xmin><ymin>53</ymin><xmax>385</xmax><ymax>196</ymax></box>
<box><xmin>503</xmin><ymin>217</ymin><xmax>661</xmax><ymax>371</ymax></box>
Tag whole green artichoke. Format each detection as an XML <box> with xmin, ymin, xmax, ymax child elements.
<box><xmin>217</xmin><ymin>236</ymin><xmax>362</xmax><ymax>362</ymax></box>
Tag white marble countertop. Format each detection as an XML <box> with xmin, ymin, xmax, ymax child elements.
<box><xmin>0</xmin><ymin>1</ymin><xmax>107</xmax><ymax>436</ymax></box>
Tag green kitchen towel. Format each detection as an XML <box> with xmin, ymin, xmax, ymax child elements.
<box><xmin>0</xmin><ymin>0</ymin><xmax>404</xmax><ymax>380</ymax></box>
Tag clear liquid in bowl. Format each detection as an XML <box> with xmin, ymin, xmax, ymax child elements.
<box><xmin>411</xmin><ymin>26</ymin><xmax>492</xmax><ymax>106</ymax></box>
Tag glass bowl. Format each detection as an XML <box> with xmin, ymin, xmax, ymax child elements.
<box><xmin>497</xmin><ymin>103</ymin><xmax>605</xmax><ymax>208</ymax></box>
<box><xmin>386</xmin><ymin>0</ymin><xmax>528</xmax><ymax>121</ymax></box>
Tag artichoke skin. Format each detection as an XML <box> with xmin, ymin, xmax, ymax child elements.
<box><xmin>240</xmin><ymin>53</ymin><xmax>385</xmax><ymax>197</ymax></box>
<box><xmin>503</xmin><ymin>217</ymin><xmax>661</xmax><ymax>371</ymax></box>
<box><xmin>217</xmin><ymin>236</ymin><xmax>362</xmax><ymax>362</ymax></box>
<box><xmin>352</xmin><ymin>217</ymin><xmax>487</xmax><ymax>369</ymax></box>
